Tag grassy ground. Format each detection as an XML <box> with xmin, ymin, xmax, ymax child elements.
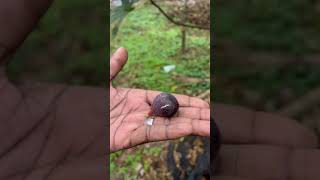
<box><xmin>111</xmin><ymin>3</ymin><xmax>210</xmax><ymax>179</ymax></box>
<box><xmin>111</xmin><ymin>5</ymin><xmax>210</xmax><ymax>95</ymax></box>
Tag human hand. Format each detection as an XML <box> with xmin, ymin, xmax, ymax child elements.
<box><xmin>212</xmin><ymin>104</ymin><xmax>320</xmax><ymax>179</ymax></box>
<box><xmin>109</xmin><ymin>48</ymin><xmax>210</xmax><ymax>152</ymax></box>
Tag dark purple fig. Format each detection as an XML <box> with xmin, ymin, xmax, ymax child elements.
<box><xmin>150</xmin><ymin>93</ymin><xmax>179</xmax><ymax>117</ymax></box>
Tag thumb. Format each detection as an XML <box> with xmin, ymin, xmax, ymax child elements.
<box><xmin>110</xmin><ymin>47</ymin><xmax>128</xmax><ymax>81</ymax></box>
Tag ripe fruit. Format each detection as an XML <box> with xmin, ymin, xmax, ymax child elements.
<box><xmin>150</xmin><ymin>93</ymin><xmax>179</xmax><ymax>117</ymax></box>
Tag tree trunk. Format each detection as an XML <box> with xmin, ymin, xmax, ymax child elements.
<box><xmin>181</xmin><ymin>0</ymin><xmax>189</xmax><ymax>53</ymax></box>
<box><xmin>181</xmin><ymin>27</ymin><xmax>186</xmax><ymax>53</ymax></box>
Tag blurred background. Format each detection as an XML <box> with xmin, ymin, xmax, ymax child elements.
<box><xmin>215</xmin><ymin>0</ymin><xmax>320</xmax><ymax>137</ymax></box>
<box><xmin>7</xmin><ymin>0</ymin><xmax>106</xmax><ymax>86</ymax></box>
<box><xmin>8</xmin><ymin>0</ymin><xmax>320</xmax><ymax>178</ymax></box>
<box><xmin>111</xmin><ymin>0</ymin><xmax>210</xmax><ymax>179</ymax></box>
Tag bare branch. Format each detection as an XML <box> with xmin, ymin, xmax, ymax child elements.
<box><xmin>149</xmin><ymin>0</ymin><xmax>210</xmax><ymax>30</ymax></box>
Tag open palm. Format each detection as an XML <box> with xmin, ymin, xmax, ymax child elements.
<box><xmin>110</xmin><ymin>48</ymin><xmax>210</xmax><ymax>152</ymax></box>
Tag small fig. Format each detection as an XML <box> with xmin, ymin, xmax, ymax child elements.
<box><xmin>150</xmin><ymin>93</ymin><xmax>179</xmax><ymax>117</ymax></box>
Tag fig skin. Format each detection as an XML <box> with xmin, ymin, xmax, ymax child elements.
<box><xmin>150</xmin><ymin>93</ymin><xmax>179</xmax><ymax>117</ymax></box>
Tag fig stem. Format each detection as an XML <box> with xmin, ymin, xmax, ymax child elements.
<box><xmin>148</xmin><ymin>110</ymin><xmax>153</xmax><ymax>117</ymax></box>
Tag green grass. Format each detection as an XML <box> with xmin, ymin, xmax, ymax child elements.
<box><xmin>112</xmin><ymin>5</ymin><xmax>210</xmax><ymax>95</ymax></box>
<box><xmin>110</xmin><ymin>4</ymin><xmax>209</xmax><ymax>179</ymax></box>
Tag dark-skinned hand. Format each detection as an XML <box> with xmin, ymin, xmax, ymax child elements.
<box><xmin>109</xmin><ymin>48</ymin><xmax>210</xmax><ymax>152</ymax></box>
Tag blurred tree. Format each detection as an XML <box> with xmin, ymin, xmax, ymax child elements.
<box><xmin>110</xmin><ymin>0</ymin><xmax>210</xmax><ymax>51</ymax></box>
<box><xmin>110</xmin><ymin>0</ymin><xmax>141</xmax><ymax>39</ymax></box>
<box><xmin>150</xmin><ymin>0</ymin><xmax>210</xmax><ymax>30</ymax></box>
<box><xmin>149</xmin><ymin>0</ymin><xmax>210</xmax><ymax>52</ymax></box>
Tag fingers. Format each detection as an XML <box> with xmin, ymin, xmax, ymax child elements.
<box><xmin>165</xmin><ymin>117</ymin><xmax>210</xmax><ymax>136</ymax></box>
<box><xmin>129</xmin><ymin>116</ymin><xmax>210</xmax><ymax>147</ymax></box>
<box><xmin>110</xmin><ymin>47</ymin><xmax>128</xmax><ymax>81</ymax></box>
<box><xmin>214</xmin><ymin>103</ymin><xmax>318</xmax><ymax>148</ymax></box>
<box><xmin>178</xmin><ymin>107</ymin><xmax>210</xmax><ymax>120</ymax></box>
<box><xmin>213</xmin><ymin>176</ymin><xmax>255</xmax><ymax>180</ymax></box>
<box><xmin>150</xmin><ymin>120</ymin><xmax>209</xmax><ymax>140</ymax></box>
<box><xmin>191</xmin><ymin>119</ymin><xmax>210</xmax><ymax>136</ymax></box>
<box><xmin>145</xmin><ymin>117</ymin><xmax>209</xmax><ymax>140</ymax></box>
<box><xmin>117</xmin><ymin>88</ymin><xmax>209</xmax><ymax>108</ymax></box>
<box><xmin>216</xmin><ymin>144</ymin><xmax>320</xmax><ymax>179</ymax></box>
<box><xmin>145</xmin><ymin>90</ymin><xmax>209</xmax><ymax>108</ymax></box>
<box><xmin>291</xmin><ymin>149</ymin><xmax>320</xmax><ymax>179</ymax></box>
